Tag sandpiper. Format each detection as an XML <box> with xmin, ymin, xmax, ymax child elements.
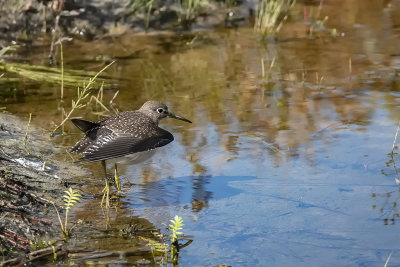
<box><xmin>70</xmin><ymin>100</ymin><xmax>192</xmax><ymax>204</ymax></box>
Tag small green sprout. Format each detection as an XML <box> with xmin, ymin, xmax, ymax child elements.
<box><xmin>54</xmin><ymin>187</ymin><xmax>81</xmax><ymax>238</ymax></box>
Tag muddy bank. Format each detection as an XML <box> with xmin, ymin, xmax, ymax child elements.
<box><xmin>0</xmin><ymin>0</ymin><xmax>250</xmax><ymax>45</ymax></box>
<box><xmin>0</xmin><ymin>112</ymin><xmax>85</xmax><ymax>265</ymax></box>
<box><xmin>0</xmin><ymin>113</ymin><xmax>163</xmax><ymax>266</ymax></box>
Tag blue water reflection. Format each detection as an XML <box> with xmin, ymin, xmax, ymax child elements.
<box><xmin>117</xmin><ymin>105</ymin><xmax>400</xmax><ymax>266</ymax></box>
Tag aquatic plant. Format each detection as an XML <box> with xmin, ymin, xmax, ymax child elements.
<box><xmin>225</xmin><ymin>0</ymin><xmax>237</xmax><ymax>8</ymax></box>
<box><xmin>392</xmin><ymin>121</ymin><xmax>400</xmax><ymax>155</ymax></box>
<box><xmin>141</xmin><ymin>215</ymin><xmax>192</xmax><ymax>265</ymax></box>
<box><xmin>129</xmin><ymin>0</ymin><xmax>155</xmax><ymax>31</ymax></box>
<box><xmin>0</xmin><ymin>43</ymin><xmax>112</xmax><ymax>97</ymax></box>
<box><xmin>307</xmin><ymin>15</ymin><xmax>329</xmax><ymax>36</ymax></box>
<box><xmin>254</xmin><ymin>0</ymin><xmax>296</xmax><ymax>38</ymax></box>
<box><xmin>0</xmin><ymin>61</ymin><xmax>109</xmax><ymax>88</ymax></box>
<box><xmin>23</xmin><ymin>113</ymin><xmax>32</xmax><ymax>155</ymax></box>
<box><xmin>1</xmin><ymin>61</ymin><xmax>98</xmax><ymax>84</ymax></box>
<box><xmin>384</xmin><ymin>252</ymin><xmax>392</xmax><ymax>267</ymax></box>
<box><xmin>59</xmin><ymin>40</ymin><xmax>64</xmax><ymax>100</ymax></box>
<box><xmin>141</xmin><ymin>236</ymin><xmax>169</xmax><ymax>264</ymax></box>
<box><xmin>169</xmin><ymin>216</ymin><xmax>184</xmax><ymax>243</ymax></box>
<box><xmin>29</xmin><ymin>238</ymin><xmax>58</xmax><ymax>260</ymax></box>
<box><xmin>89</xmin><ymin>82</ymin><xmax>120</xmax><ymax>114</ymax></box>
<box><xmin>303</xmin><ymin>2</ymin><xmax>337</xmax><ymax>37</ymax></box>
<box><xmin>54</xmin><ymin>187</ymin><xmax>81</xmax><ymax>238</ymax></box>
<box><xmin>50</xmin><ymin>60</ymin><xmax>115</xmax><ymax>136</ymax></box>
<box><xmin>175</xmin><ymin>0</ymin><xmax>209</xmax><ymax>27</ymax></box>
<box><xmin>261</xmin><ymin>57</ymin><xmax>276</xmax><ymax>80</ymax></box>
<box><xmin>29</xmin><ymin>238</ymin><xmax>56</xmax><ymax>251</ymax></box>
<box><xmin>169</xmin><ymin>215</ymin><xmax>184</xmax><ymax>262</ymax></box>
<box><xmin>0</xmin><ymin>45</ymin><xmax>18</xmax><ymax>58</ymax></box>
<box><xmin>388</xmin><ymin>121</ymin><xmax>400</xmax><ymax>184</ymax></box>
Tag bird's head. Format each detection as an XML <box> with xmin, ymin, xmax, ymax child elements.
<box><xmin>139</xmin><ymin>100</ymin><xmax>192</xmax><ymax>124</ymax></box>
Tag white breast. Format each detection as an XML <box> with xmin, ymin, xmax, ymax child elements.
<box><xmin>106</xmin><ymin>149</ymin><xmax>157</xmax><ymax>165</ymax></box>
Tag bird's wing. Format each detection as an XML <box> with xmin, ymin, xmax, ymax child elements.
<box><xmin>78</xmin><ymin>128</ymin><xmax>174</xmax><ymax>163</ymax></box>
<box><xmin>71</xmin><ymin>118</ymin><xmax>100</xmax><ymax>133</ymax></box>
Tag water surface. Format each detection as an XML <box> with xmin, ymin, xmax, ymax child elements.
<box><xmin>2</xmin><ymin>1</ymin><xmax>400</xmax><ymax>265</ymax></box>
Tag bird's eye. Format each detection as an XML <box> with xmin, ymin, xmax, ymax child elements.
<box><xmin>157</xmin><ymin>108</ymin><xmax>164</xmax><ymax>114</ymax></box>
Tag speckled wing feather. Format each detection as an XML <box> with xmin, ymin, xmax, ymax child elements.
<box><xmin>69</xmin><ymin>119</ymin><xmax>101</xmax><ymax>154</ymax></box>
<box><xmin>78</xmin><ymin>129</ymin><xmax>173</xmax><ymax>163</ymax></box>
<box><xmin>71</xmin><ymin>111</ymin><xmax>174</xmax><ymax>163</ymax></box>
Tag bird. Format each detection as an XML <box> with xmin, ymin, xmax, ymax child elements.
<box><xmin>69</xmin><ymin>100</ymin><xmax>192</xmax><ymax>206</ymax></box>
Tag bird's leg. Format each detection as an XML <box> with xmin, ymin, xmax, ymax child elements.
<box><xmin>114</xmin><ymin>163</ymin><xmax>121</xmax><ymax>193</ymax></box>
<box><xmin>101</xmin><ymin>160</ymin><xmax>110</xmax><ymax>209</ymax></box>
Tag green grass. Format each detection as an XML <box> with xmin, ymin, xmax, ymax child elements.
<box><xmin>175</xmin><ymin>0</ymin><xmax>209</xmax><ymax>26</ymax></box>
<box><xmin>0</xmin><ymin>61</ymin><xmax>111</xmax><ymax>87</ymax></box>
<box><xmin>128</xmin><ymin>0</ymin><xmax>155</xmax><ymax>31</ymax></box>
<box><xmin>254</xmin><ymin>0</ymin><xmax>295</xmax><ymax>38</ymax></box>
<box><xmin>50</xmin><ymin>60</ymin><xmax>115</xmax><ymax>136</ymax></box>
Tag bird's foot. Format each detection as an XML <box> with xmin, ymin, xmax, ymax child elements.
<box><xmin>114</xmin><ymin>164</ymin><xmax>122</xmax><ymax>193</ymax></box>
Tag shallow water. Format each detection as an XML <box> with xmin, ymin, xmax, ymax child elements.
<box><xmin>2</xmin><ymin>0</ymin><xmax>400</xmax><ymax>265</ymax></box>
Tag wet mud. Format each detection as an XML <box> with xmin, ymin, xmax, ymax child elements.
<box><xmin>0</xmin><ymin>113</ymin><xmax>85</xmax><ymax>265</ymax></box>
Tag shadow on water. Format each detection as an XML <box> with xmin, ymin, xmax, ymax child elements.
<box><xmin>125</xmin><ymin>175</ymin><xmax>254</xmax><ymax>210</ymax></box>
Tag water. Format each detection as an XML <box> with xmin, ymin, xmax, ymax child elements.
<box><xmin>2</xmin><ymin>1</ymin><xmax>400</xmax><ymax>265</ymax></box>
<box><xmin>120</xmin><ymin>106</ymin><xmax>400</xmax><ymax>266</ymax></box>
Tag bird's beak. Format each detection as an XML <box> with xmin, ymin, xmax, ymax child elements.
<box><xmin>168</xmin><ymin>112</ymin><xmax>192</xmax><ymax>123</ymax></box>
